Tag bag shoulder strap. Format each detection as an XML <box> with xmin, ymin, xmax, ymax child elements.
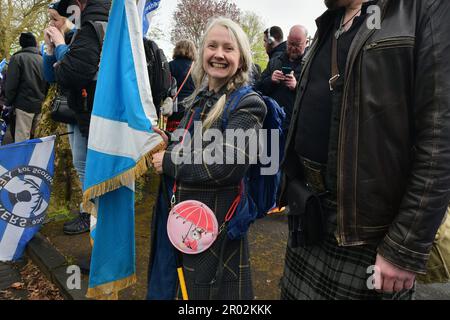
<box><xmin>85</xmin><ymin>21</ymin><xmax>107</xmax><ymax>81</ymax></box>
<box><xmin>221</xmin><ymin>86</ymin><xmax>257</xmax><ymax>129</ymax></box>
<box><xmin>86</xmin><ymin>21</ymin><xmax>107</xmax><ymax>47</ymax></box>
<box><xmin>173</xmin><ymin>63</ymin><xmax>193</xmax><ymax>100</ymax></box>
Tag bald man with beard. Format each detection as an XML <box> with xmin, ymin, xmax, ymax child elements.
<box><xmin>255</xmin><ymin>25</ymin><xmax>308</xmax><ymax>132</ymax></box>
<box><xmin>279</xmin><ymin>0</ymin><xmax>450</xmax><ymax>299</ymax></box>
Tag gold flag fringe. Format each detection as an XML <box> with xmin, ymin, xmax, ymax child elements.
<box><xmin>82</xmin><ymin>141</ymin><xmax>166</xmax><ymax>211</ymax></box>
<box><xmin>86</xmin><ymin>274</ymin><xmax>137</xmax><ymax>300</ymax></box>
<box><xmin>83</xmin><ymin>141</ymin><xmax>165</xmax><ymax>299</ymax></box>
<box><xmin>84</xmin><ymin>200</ymin><xmax>96</xmax><ymax>217</ymax></box>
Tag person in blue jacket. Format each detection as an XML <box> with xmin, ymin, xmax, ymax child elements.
<box><xmin>43</xmin><ymin>1</ymin><xmax>75</xmax><ymax>83</ymax></box>
<box><xmin>42</xmin><ymin>1</ymin><xmax>91</xmax><ymax>235</ymax></box>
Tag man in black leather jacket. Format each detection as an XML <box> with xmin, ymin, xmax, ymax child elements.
<box><xmin>280</xmin><ymin>0</ymin><xmax>450</xmax><ymax>299</ymax></box>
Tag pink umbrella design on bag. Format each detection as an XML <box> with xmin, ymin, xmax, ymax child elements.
<box><xmin>167</xmin><ymin>200</ymin><xmax>219</xmax><ymax>254</ymax></box>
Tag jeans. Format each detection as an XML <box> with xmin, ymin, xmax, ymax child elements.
<box><xmin>67</xmin><ymin>123</ymin><xmax>87</xmax><ymax>212</ymax></box>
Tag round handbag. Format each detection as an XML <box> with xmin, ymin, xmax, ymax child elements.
<box><xmin>51</xmin><ymin>92</ymin><xmax>77</xmax><ymax>124</ymax></box>
<box><xmin>167</xmin><ymin>200</ymin><xmax>218</xmax><ymax>254</ymax></box>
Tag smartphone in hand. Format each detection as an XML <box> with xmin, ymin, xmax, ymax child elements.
<box><xmin>282</xmin><ymin>66</ymin><xmax>293</xmax><ymax>75</ymax></box>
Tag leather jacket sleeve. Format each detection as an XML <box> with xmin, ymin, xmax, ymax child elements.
<box><xmin>378</xmin><ymin>0</ymin><xmax>450</xmax><ymax>274</ymax></box>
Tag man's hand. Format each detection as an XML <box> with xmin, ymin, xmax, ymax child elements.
<box><xmin>284</xmin><ymin>72</ymin><xmax>297</xmax><ymax>91</ymax></box>
<box><xmin>45</xmin><ymin>26</ymin><xmax>65</xmax><ymax>47</ymax></box>
<box><xmin>151</xmin><ymin>151</ymin><xmax>165</xmax><ymax>174</ymax></box>
<box><xmin>271</xmin><ymin>70</ymin><xmax>285</xmax><ymax>84</ymax></box>
<box><xmin>374</xmin><ymin>254</ymin><xmax>416</xmax><ymax>293</ymax></box>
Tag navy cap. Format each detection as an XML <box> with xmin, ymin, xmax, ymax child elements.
<box><xmin>54</xmin><ymin>0</ymin><xmax>71</xmax><ymax>18</ymax></box>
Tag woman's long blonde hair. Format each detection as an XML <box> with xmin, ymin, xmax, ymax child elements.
<box><xmin>186</xmin><ymin>17</ymin><xmax>253</xmax><ymax>130</ymax></box>
<box><xmin>62</xmin><ymin>18</ymin><xmax>75</xmax><ymax>34</ymax></box>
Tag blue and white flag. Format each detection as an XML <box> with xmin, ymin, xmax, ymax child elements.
<box><xmin>0</xmin><ymin>59</ymin><xmax>6</xmax><ymax>79</ymax></box>
<box><xmin>83</xmin><ymin>0</ymin><xmax>163</xmax><ymax>299</ymax></box>
<box><xmin>0</xmin><ymin>136</ymin><xmax>55</xmax><ymax>261</ymax></box>
<box><xmin>138</xmin><ymin>0</ymin><xmax>161</xmax><ymax>35</ymax></box>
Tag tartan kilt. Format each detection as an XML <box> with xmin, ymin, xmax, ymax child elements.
<box><xmin>280</xmin><ymin>232</ymin><xmax>415</xmax><ymax>300</ymax></box>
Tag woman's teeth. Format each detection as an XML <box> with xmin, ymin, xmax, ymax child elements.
<box><xmin>211</xmin><ymin>63</ymin><xmax>227</xmax><ymax>68</ymax></box>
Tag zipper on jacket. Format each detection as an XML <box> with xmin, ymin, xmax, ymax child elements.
<box><xmin>336</xmin><ymin>0</ymin><xmax>396</xmax><ymax>245</ymax></box>
<box><xmin>337</xmin><ymin>56</ymin><xmax>363</xmax><ymax>246</ymax></box>
<box><xmin>364</xmin><ymin>37</ymin><xmax>415</xmax><ymax>51</ymax></box>
<box><xmin>336</xmin><ymin>0</ymin><xmax>394</xmax><ymax>245</ymax></box>
<box><xmin>336</xmin><ymin>27</ymin><xmax>381</xmax><ymax>246</ymax></box>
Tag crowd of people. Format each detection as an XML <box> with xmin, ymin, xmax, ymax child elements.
<box><xmin>0</xmin><ymin>0</ymin><xmax>449</xmax><ymax>300</ymax></box>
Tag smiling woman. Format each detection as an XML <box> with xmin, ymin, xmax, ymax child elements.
<box><xmin>147</xmin><ymin>17</ymin><xmax>267</xmax><ymax>300</ymax></box>
<box><xmin>190</xmin><ymin>18</ymin><xmax>253</xmax><ymax>130</ymax></box>
<box><xmin>203</xmin><ymin>25</ymin><xmax>242</xmax><ymax>91</ymax></box>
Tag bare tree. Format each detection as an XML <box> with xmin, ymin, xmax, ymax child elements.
<box><xmin>148</xmin><ymin>21</ymin><xmax>164</xmax><ymax>41</ymax></box>
<box><xmin>240</xmin><ymin>11</ymin><xmax>267</xmax><ymax>70</ymax></box>
<box><xmin>171</xmin><ymin>0</ymin><xmax>240</xmax><ymax>48</ymax></box>
<box><xmin>0</xmin><ymin>0</ymin><xmax>52</xmax><ymax>59</ymax></box>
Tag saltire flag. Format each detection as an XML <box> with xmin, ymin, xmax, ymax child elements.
<box><xmin>137</xmin><ymin>0</ymin><xmax>161</xmax><ymax>36</ymax></box>
<box><xmin>0</xmin><ymin>58</ymin><xmax>6</xmax><ymax>79</ymax></box>
<box><xmin>0</xmin><ymin>136</ymin><xmax>55</xmax><ymax>261</ymax></box>
<box><xmin>83</xmin><ymin>0</ymin><xmax>164</xmax><ymax>299</ymax></box>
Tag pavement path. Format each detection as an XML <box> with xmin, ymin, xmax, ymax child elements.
<box><xmin>39</xmin><ymin>203</ymin><xmax>450</xmax><ymax>300</ymax></box>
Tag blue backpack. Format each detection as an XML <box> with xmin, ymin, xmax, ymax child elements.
<box><xmin>221</xmin><ymin>86</ymin><xmax>286</xmax><ymax>240</ymax></box>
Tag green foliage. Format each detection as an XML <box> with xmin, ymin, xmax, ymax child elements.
<box><xmin>252</xmin><ymin>40</ymin><xmax>268</xmax><ymax>71</ymax></box>
<box><xmin>47</xmin><ymin>208</ymin><xmax>72</xmax><ymax>222</ymax></box>
<box><xmin>135</xmin><ymin>171</ymin><xmax>161</xmax><ymax>206</ymax></box>
<box><xmin>135</xmin><ymin>175</ymin><xmax>146</xmax><ymax>204</ymax></box>
<box><xmin>239</xmin><ymin>11</ymin><xmax>268</xmax><ymax>71</ymax></box>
